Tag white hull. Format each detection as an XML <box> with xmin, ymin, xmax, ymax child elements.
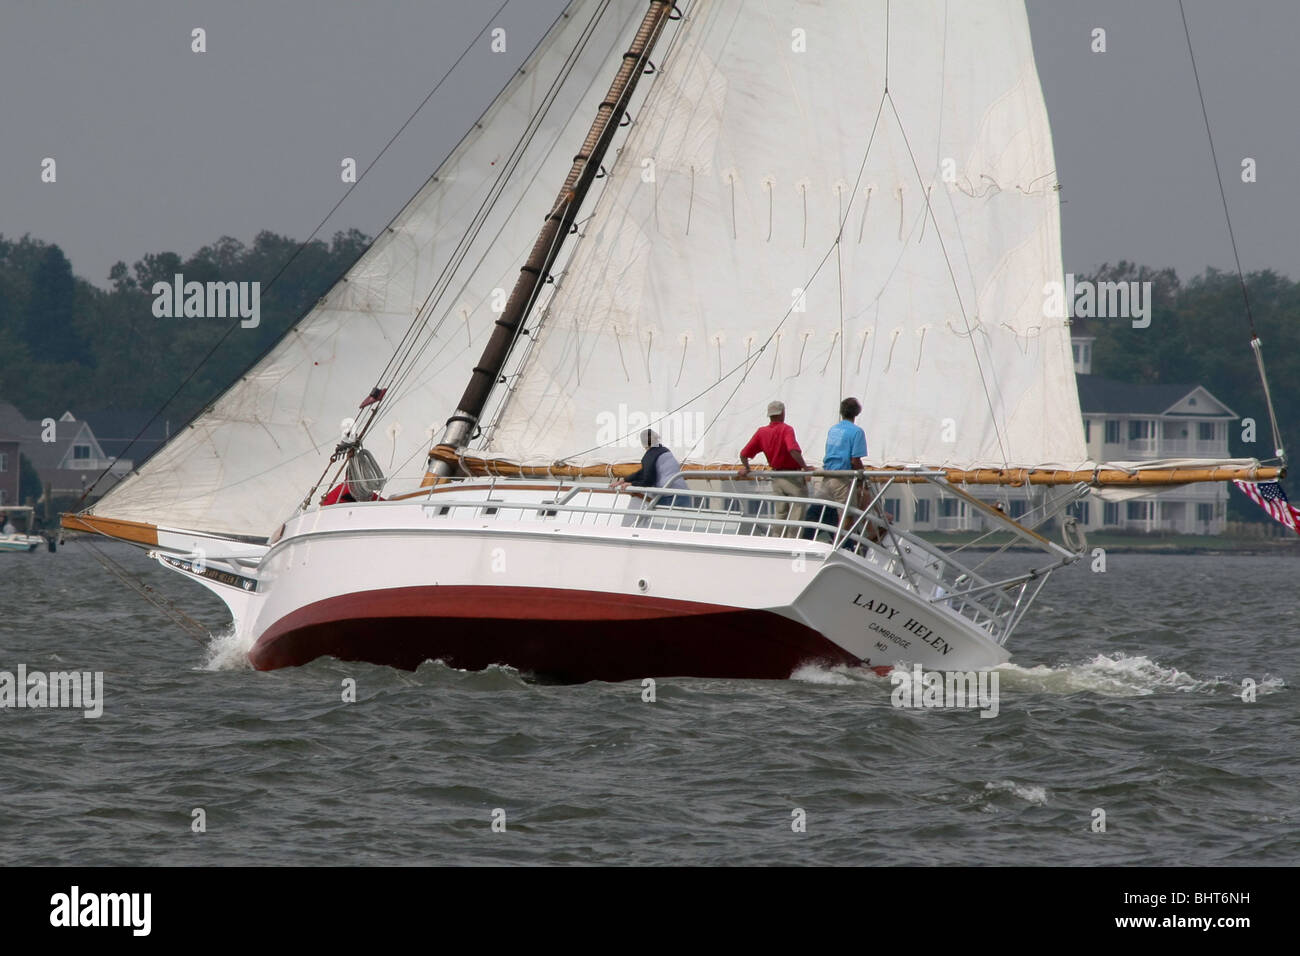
<box><xmin>157</xmin><ymin>482</ymin><xmax>1070</xmax><ymax>678</ymax></box>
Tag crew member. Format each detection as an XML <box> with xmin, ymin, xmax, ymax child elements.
<box><xmin>738</xmin><ymin>400</ymin><xmax>810</xmax><ymax>535</ymax></box>
<box><xmin>613</xmin><ymin>429</ymin><xmax>690</xmax><ymax>506</ymax></box>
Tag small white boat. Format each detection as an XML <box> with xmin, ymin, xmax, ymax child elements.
<box><xmin>0</xmin><ymin>536</ymin><xmax>41</xmax><ymax>553</ymax></box>
<box><xmin>0</xmin><ymin>507</ymin><xmax>44</xmax><ymax>553</ymax></box>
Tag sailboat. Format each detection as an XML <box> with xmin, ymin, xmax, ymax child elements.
<box><xmin>65</xmin><ymin>0</ymin><xmax>1283</xmax><ymax>679</ymax></box>
<box><xmin>1</xmin><ymin>507</ymin><xmax>45</xmax><ymax>553</ymax></box>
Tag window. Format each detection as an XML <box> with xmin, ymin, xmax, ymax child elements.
<box><xmin>938</xmin><ymin>498</ymin><xmax>964</xmax><ymax>518</ymax></box>
<box><xmin>913</xmin><ymin>499</ymin><xmax>931</xmax><ymax>523</ymax></box>
<box><xmin>1128</xmin><ymin>420</ymin><xmax>1153</xmax><ymax>441</ymax></box>
<box><xmin>1197</xmin><ymin>503</ymin><xmax>1213</xmax><ymax>522</ymax></box>
<box><xmin>884</xmin><ymin>497</ymin><xmax>901</xmax><ymax>522</ymax></box>
<box><xmin>1084</xmin><ymin>420</ymin><xmax>1091</xmax><ymax>443</ymax></box>
<box><xmin>1198</xmin><ymin>422</ymin><xmax>1215</xmax><ymax>441</ymax></box>
<box><xmin>1069</xmin><ymin>501</ymin><xmax>1090</xmax><ymax>524</ymax></box>
<box><xmin>1103</xmin><ymin>502</ymin><xmax>1119</xmax><ymax>525</ymax></box>
<box><xmin>1008</xmin><ymin>500</ymin><xmax>1028</xmax><ymax>519</ymax></box>
<box><xmin>0</xmin><ymin>489</ymin><xmax>6</xmax><ymax>505</ymax></box>
<box><xmin>1126</xmin><ymin>500</ymin><xmax>1152</xmax><ymax>521</ymax></box>
<box><xmin>1083</xmin><ymin>343</ymin><xmax>1091</xmax><ymax>364</ymax></box>
<box><xmin>1072</xmin><ymin>343</ymin><xmax>1080</xmax><ymax>364</ymax></box>
<box><xmin>73</xmin><ymin>445</ymin><xmax>91</xmax><ymax>460</ymax></box>
<box><xmin>0</xmin><ymin>452</ymin><xmax>7</xmax><ymax>472</ymax></box>
<box><xmin>1105</xmin><ymin>420</ymin><xmax>1120</xmax><ymax>444</ymax></box>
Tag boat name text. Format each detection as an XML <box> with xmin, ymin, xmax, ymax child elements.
<box><xmin>852</xmin><ymin>594</ymin><xmax>950</xmax><ymax>655</ymax></box>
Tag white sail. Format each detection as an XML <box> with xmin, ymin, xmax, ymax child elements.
<box><xmin>83</xmin><ymin>1</ymin><xmax>651</xmax><ymax>538</ymax></box>
<box><xmin>482</xmin><ymin>0</ymin><xmax>1087</xmax><ymax>471</ymax></box>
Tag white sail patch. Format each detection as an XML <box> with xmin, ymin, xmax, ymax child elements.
<box><xmin>341</xmin><ymin>228</ymin><xmax>421</xmax><ymax>315</ymax></box>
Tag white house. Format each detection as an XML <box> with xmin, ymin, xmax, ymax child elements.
<box><xmin>865</xmin><ymin>336</ymin><xmax>1234</xmax><ymax>537</ymax></box>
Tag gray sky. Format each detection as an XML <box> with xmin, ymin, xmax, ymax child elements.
<box><xmin>2</xmin><ymin>0</ymin><xmax>1295</xmax><ymax>287</ymax></box>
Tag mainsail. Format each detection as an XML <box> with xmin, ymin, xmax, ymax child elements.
<box><xmin>480</xmin><ymin>0</ymin><xmax>1086</xmax><ymax>472</ymax></box>
<box><xmin>80</xmin><ymin>0</ymin><xmax>649</xmax><ymax>539</ymax></box>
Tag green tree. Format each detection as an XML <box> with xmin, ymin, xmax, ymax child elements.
<box><xmin>18</xmin><ymin>453</ymin><xmax>43</xmax><ymax>507</ymax></box>
<box><xmin>24</xmin><ymin>244</ymin><xmax>91</xmax><ymax>366</ymax></box>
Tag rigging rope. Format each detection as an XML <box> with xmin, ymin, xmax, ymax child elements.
<box><xmin>474</xmin><ymin>0</ymin><xmax>698</xmax><ymax>453</ymax></box>
<box><xmin>836</xmin><ymin>189</ymin><xmax>845</xmax><ymax>398</ymax></box>
<box><xmin>1179</xmin><ymin>0</ymin><xmax>1286</xmax><ymax>466</ymax></box>
<box><xmin>884</xmin><ymin>91</ymin><xmax>1010</xmax><ymax>466</ymax></box>
<box><xmin>75</xmin><ymin>538</ymin><xmax>210</xmax><ymax>645</ymax></box>
<box><xmin>553</xmin><ymin>85</ymin><xmax>890</xmax><ymax>464</ymax></box>
<box><xmin>297</xmin><ymin>3</ymin><xmax>615</xmax><ymax>507</ymax></box>
<box><xmin>366</xmin><ymin>2</ymin><xmax>612</xmax><ymax>407</ymax></box>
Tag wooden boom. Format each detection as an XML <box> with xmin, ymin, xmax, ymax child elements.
<box><xmin>422</xmin><ymin>445</ymin><xmax>1283</xmax><ymax>487</ymax></box>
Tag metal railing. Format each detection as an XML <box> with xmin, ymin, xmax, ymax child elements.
<box><xmin>416</xmin><ymin>470</ymin><xmax>1082</xmax><ymax>646</ymax></box>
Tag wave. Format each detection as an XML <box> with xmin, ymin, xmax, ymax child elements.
<box><xmin>994</xmin><ymin>653</ymin><xmax>1285</xmax><ymax>698</ymax></box>
<box><xmin>790</xmin><ymin>662</ymin><xmax>889</xmax><ymax>685</ymax></box>
<box><xmin>793</xmin><ymin>653</ymin><xmax>1285</xmax><ymax>699</ymax></box>
<box><xmin>983</xmin><ymin>780</ymin><xmax>1050</xmax><ymax>805</ymax></box>
<box><xmin>201</xmin><ymin>625</ymin><xmax>254</xmax><ymax>671</ymax></box>
<box><xmin>413</xmin><ymin>658</ymin><xmax>534</xmax><ymax>690</ymax></box>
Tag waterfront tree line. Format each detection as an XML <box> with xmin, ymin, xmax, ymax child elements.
<box><xmin>0</xmin><ymin>229</ymin><xmax>370</xmax><ymax>428</ymax></box>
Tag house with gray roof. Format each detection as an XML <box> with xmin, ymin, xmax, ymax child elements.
<box><xmin>0</xmin><ymin>402</ymin><xmax>135</xmax><ymax>503</ymax></box>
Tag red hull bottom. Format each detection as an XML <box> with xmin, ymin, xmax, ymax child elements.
<box><xmin>248</xmin><ymin>585</ymin><xmax>869</xmax><ymax>682</ymax></box>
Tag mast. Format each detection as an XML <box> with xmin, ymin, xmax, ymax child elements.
<box><xmin>426</xmin><ymin>0</ymin><xmax>676</xmax><ymax>479</ymax></box>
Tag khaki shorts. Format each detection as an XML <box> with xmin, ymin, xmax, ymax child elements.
<box><xmin>769</xmin><ymin>475</ymin><xmax>807</xmax><ymax>536</ymax></box>
<box><xmin>819</xmin><ymin>476</ymin><xmax>854</xmax><ymax>505</ymax></box>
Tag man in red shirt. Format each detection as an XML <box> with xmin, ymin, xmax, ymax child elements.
<box><xmin>738</xmin><ymin>400</ymin><xmax>810</xmax><ymax>536</ymax></box>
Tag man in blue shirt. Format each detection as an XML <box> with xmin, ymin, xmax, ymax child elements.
<box><xmin>823</xmin><ymin>396</ymin><xmax>867</xmax><ymax>483</ymax></box>
<box><xmin>811</xmin><ymin>397</ymin><xmax>872</xmax><ymax>541</ymax></box>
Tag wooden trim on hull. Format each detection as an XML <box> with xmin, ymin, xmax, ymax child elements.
<box><xmin>249</xmin><ymin>585</ymin><xmax>868</xmax><ymax>681</ymax></box>
<box><xmin>60</xmin><ymin>513</ymin><xmax>159</xmax><ymax>546</ymax></box>
<box><xmin>423</xmin><ymin>445</ymin><xmax>1283</xmax><ymax>487</ymax></box>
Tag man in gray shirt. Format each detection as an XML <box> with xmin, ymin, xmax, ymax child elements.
<box><xmin>613</xmin><ymin>429</ymin><xmax>690</xmax><ymax>507</ymax></box>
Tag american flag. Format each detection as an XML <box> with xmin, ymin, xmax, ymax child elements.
<box><xmin>1233</xmin><ymin>480</ymin><xmax>1300</xmax><ymax>532</ymax></box>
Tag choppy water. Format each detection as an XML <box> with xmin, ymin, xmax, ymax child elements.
<box><xmin>1</xmin><ymin>540</ymin><xmax>1295</xmax><ymax>865</ymax></box>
